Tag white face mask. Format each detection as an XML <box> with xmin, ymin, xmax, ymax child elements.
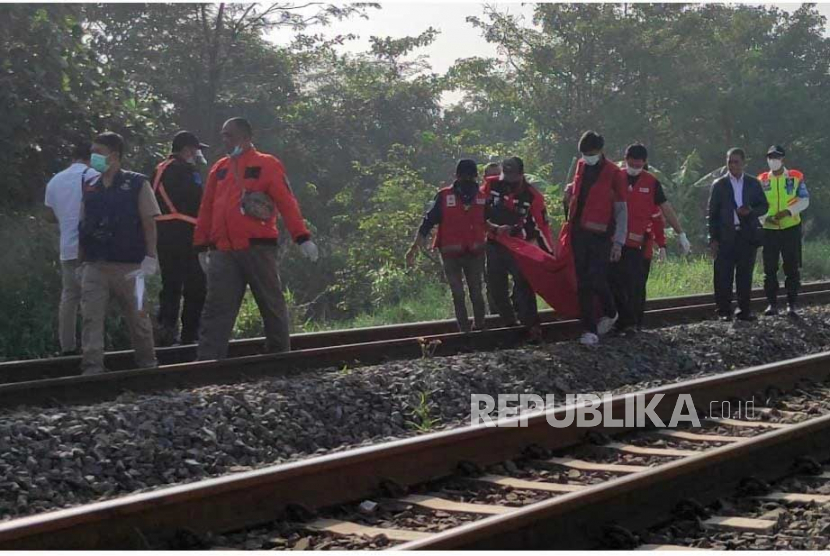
<box><xmin>767</xmin><ymin>158</ymin><xmax>783</xmax><ymax>172</ymax></box>
<box><xmin>582</xmin><ymin>154</ymin><xmax>601</xmax><ymax>166</ymax></box>
<box><xmin>626</xmin><ymin>166</ymin><xmax>643</xmax><ymax>177</ymax></box>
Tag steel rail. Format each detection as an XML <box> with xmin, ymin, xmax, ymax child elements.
<box><xmin>2</xmin><ymin>288</ymin><xmax>830</xmax><ymax>410</ymax></box>
<box><xmin>400</xmin><ymin>410</ymin><xmax>830</xmax><ymax>549</ymax></box>
<box><xmin>3</xmin><ymin>281</ymin><xmax>828</xmax><ymax>384</ymax></box>
<box><xmin>1</xmin><ymin>349</ymin><xmax>830</xmax><ymax>549</ymax></box>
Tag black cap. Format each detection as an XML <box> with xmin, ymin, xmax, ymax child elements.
<box><xmin>767</xmin><ymin>145</ymin><xmax>785</xmax><ymax>157</ymax></box>
<box><xmin>501</xmin><ymin>156</ymin><xmax>524</xmax><ymax>177</ymax></box>
<box><xmin>172</xmin><ymin>131</ymin><xmax>209</xmax><ymax>153</ymax></box>
<box><xmin>455</xmin><ymin>158</ymin><xmax>478</xmax><ymax>177</ymax></box>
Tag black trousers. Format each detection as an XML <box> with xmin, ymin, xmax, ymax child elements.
<box><xmin>638</xmin><ymin>256</ymin><xmax>653</xmax><ymax>327</ymax></box>
<box><xmin>609</xmin><ymin>245</ymin><xmax>644</xmax><ymax>330</ymax></box>
<box><xmin>442</xmin><ymin>253</ymin><xmax>486</xmax><ymax>332</ymax></box>
<box><xmin>485</xmin><ymin>242</ymin><xmax>538</xmax><ymax>327</ymax></box>
<box><xmin>762</xmin><ymin>225</ymin><xmax>801</xmax><ymax>305</ymax></box>
<box><xmin>714</xmin><ymin>234</ymin><xmax>758</xmax><ymax>315</ymax></box>
<box><xmin>571</xmin><ymin>228</ymin><xmax>617</xmax><ymax>334</ymax></box>
<box><xmin>157</xmin><ymin>241</ymin><xmax>207</xmax><ymax>344</ymax></box>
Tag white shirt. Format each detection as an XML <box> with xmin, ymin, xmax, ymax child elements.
<box><xmin>729</xmin><ymin>172</ymin><xmax>744</xmax><ymax>225</ymax></box>
<box><xmin>44</xmin><ymin>163</ymin><xmax>99</xmax><ymax>260</ymax></box>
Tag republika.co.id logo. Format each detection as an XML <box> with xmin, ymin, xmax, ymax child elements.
<box><xmin>471</xmin><ymin>393</ymin><xmax>757</xmax><ymax>428</ymax></box>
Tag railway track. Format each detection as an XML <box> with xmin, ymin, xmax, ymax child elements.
<box><xmin>3</xmin><ymin>350</ymin><xmax>830</xmax><ymax>549</ymax></box>
<box><xmin>1</xmin><ymin>284</ymin><xmax>830</xmax><ymax>410</ymax></box>
<box><xmin>4</xmin><ymin>281</ymin><xmax>830</xmax><ymax>382</ymax></box>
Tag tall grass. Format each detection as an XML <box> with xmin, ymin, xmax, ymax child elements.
<box><xmin>311</xmin><ymin>240</ymin><xmax>830</xmax><ymax>332</ymax></box>
<box><xmin>4</xmin><ymin>211</ymin><xmax>830</xmax><ymax>361</ymax></box>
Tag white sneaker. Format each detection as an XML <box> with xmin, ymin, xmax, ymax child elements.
<box><xmin>579</xmin><ymin>332</ymin><xmax>599</xmax><ymax>346</ymax></box>
<box><xmin>597</xmin><ymin>313</ymin><xmax>619</xmax><ymax>336</ymax></box>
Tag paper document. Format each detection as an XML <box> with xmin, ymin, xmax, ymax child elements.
<box><xmin>134</xmin><ymin>274</ymin><xmax>145</xmax><ymax>311</ymax></box>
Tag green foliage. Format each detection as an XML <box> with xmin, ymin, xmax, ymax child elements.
<box><xmin>405</xmin><ymin>390</ymin><xmax>441</xmax><ymax>433</ymax></box>
<box><xmin>5</xmin><ymin>4</ymin><xmax>830</xmax><ymax>359</ymax></box>
<box><xmin>0</xmin><ymin>5</ymin><xmax>168</xmax><ymax>208</ymax></box>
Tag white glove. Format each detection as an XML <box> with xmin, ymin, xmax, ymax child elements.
<box><xmin>299</xmin><ymin>240</ymin><xmax>319</xmax><ymax>262</ymax></box>
<box><xmin>198</xmin><ymin>251</ymin><xmax>210</xmax><ymax>274</ymax></box>
<box><xmin>678</xmin><ymin>232</ymin><xmax>691</xmax><ymax>255</ymax></box>
<box><xmin>658</xmin><ymin>247</ymin><xmax>668</xmax><ymax>262</ymax></box>
<box><xmin>125</xmin><ymin>256</ymin><xmax>158</xmax><ymax>279</ymax></box>
<box><xmin>140</xmin><ymin>256</ymin><xmax>158</xmax><ymax>276</ymax></box>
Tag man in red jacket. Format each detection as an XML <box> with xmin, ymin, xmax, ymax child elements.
<box><xmin>194</xmin><ymin>117</ymin><xmax>318</xmax><ymax>360</ymax></box>
<box><xmin>565</xmin><ymin>131</ymin><xmax>628</xmax><ymax>346</ymax></box>
<box><xmin>406</xmin><ymin>159</ymin><xmax>487</xmax><ymax>332</ymax></box>
<box><xmin>610</xmin><ymin>143</ymin><xmax>691</xmax><ymax>334</ymax></box>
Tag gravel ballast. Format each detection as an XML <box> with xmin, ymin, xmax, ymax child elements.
<box><xmin>3</xmin><ymin>306</ymin><xmax>830</xmax><ymax>520</ymax></box>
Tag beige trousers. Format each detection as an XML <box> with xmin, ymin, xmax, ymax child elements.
<box><xmin>59</xmin><ymin>259</ymin><xmax>82</xmax><ymax>352</ymax></box>
<box><xmin>80</xmin><ymin>262</ymin><xmax>157</xmax><ymax>374</ymax></box>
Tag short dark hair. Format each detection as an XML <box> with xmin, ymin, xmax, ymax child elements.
<box><xmin>225</xmin><ymin>117</ymin><xmax>253</xmax><ymax>138</ymax></box>
<box><xmin>483</xmin><ymin>162</ymin><xmax>501</xmax><ymax>176</ymax></box>
<box><xmin>72</xmin><ymin>142</ymin><xmax>92</xmax><ymax>161</ymax></box>
<box><xmin>455</xmin><ymin>158</ymin><xmax>478</xmax><ymax>178</ymax></box>
<box><xmin>727</xmin><ymin>147</ymin><xmax>745</xmax><ymax>161</ymax></box>
<box><xmin>578</xmin><ymin>130</ymin><xmax>604</xmax><ymax>153</ymax></box>
<box><xmin>93</xmin><ymin>132</ymin><xmax>125</xmax><ymax>160</ymax></box>
<box><xmin>625</xmin><ymin>143</ymin><xmax>648</xmax><ymax>161</ymax></box>
<box><xmin>501</xmin><ymin>156</ymin><xmax>524</xmax><ymax>175</ymax></box>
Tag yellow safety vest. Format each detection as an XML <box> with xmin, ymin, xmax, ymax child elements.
<box><xmin>758</xmin><ymin>169</ymin><xmax>804</xmax><ymax>230</ymax></box>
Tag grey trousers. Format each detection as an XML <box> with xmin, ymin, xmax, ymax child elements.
<box><xmin>442</xmin><ymin>253</ymin><xmax>486</xmax><ymax>332</ymax></box>
<box><xmin>59</xmin><ymin>259</ymin><xmax>82</xmax><ymax>352</ymax></box>
<box><xmin>198</xmin><ymin>245</ymin><xmax>290</xmax><ymax>360</ymax></box>
<box><xmin>80</xmin><ymin>262</ymin><xmax>157</xmax><ymax>374</ymax></box>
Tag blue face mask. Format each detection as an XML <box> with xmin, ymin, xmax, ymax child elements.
<box><xmin>90</xmin><ymin>153</ymin><xmax>110</xmax><ymax>173</ymax></box>
<box><xmin>229</xmin><ymin>146</ymin><xmax>243</xmax><ymax>157</ymax></box>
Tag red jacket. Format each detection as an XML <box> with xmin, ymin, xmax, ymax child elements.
<box><xmin>625</xmin><ymin>170</ymin><xmax>659</xmax><ymax>248</ymax></box>
<box><xmin>568</xmin><ymin>159</ymin><xmax>627</xmax><ymax>234</ymax></box>
<box><xmin>194</xmin><ymin>148</ymin><xmax>310</xmax><ymax>251</ymax></box>
<box><xmin>432</xmin><ymin>185</ymin><xmax>487</xmax><ymax>257</ymax></box>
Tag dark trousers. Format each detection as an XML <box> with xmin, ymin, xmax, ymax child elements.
<box><xmin>714</xmin><ymin>234</ymin><xmax>758</xmax><ymax>315</ymax></box>
<box><xmin>157</xmin><ymin>241</ymin><xmax>206</xmax><ymax>344</ymax></box>
<box><xmin>763</xmin><ymin>225</ymin><xmax>801</xmax><ymax>305</ymax></box>
<box><xmin>198</xmin><ymin>245</ymin><xmax>289</xmax><ymax>360</ymax></box>
<box><xmin>486</xmin><ymin>242</ymin><xmax>538</xmax><ymax>327</ymax></box>
<box><xmin>638</xmin><ymin>257</ymin><xmax>653</xmax><ymax>327</ymax></box>
<box><xmin>442</xmin><ymin>253</ymin><xmax>486</xmax><ymax>332</ymax></box>
<box><xmin>572</xmin><ymin>228</ymin><xmax>616</xmax><ymax>334</ymax></box>
<box><xmin>609</xmin><ymin>245</ymin><xmax>644</xmax><ymax>329</ymax></box>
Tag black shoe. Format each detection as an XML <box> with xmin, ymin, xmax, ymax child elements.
<box><xmin>763</xmin><ymin>304</ymin><xmax>778</xmax><ymax>316</ymax></box>
<box><xmin>735</xmin><ymin>311</ymin><xmax>756</xmax><ymax>322</ymax></box>
<box><xmin>787</xmin><ymin>303</ymin><xmax>799</xmax><ymax>318</ymax></box>
<box><xmin>526</xmin><ymin>325</ymin><xmax>543</xmax><ymax>344</ymax></box>
<box><xmin>616</xmin><ymin>326</ymin><xmax>637</xmax><ymax>338</ymax></box>
<box><xmin>717</xmin><ymin>311</ymin><xmax>732</xmax><ymax>322</ymax></box>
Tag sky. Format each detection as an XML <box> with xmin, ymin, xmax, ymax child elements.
<box><xmin>268</xmin><ymin>2</ymin><xmax>830</xmax><ymax>105</ymax></box>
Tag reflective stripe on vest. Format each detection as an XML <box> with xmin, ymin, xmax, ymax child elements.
<box><xmin>153</xmin><ymin>159</ymin><xmax>198</xmax><ymax>225</ymax></box>
<box><xmin>583</xmin><ymin>221</ymin><xmax>608</xmax><ymax>233</ymax></box>
<box><xmin>759</xmin><ymin>169</ymin><xmax>803</xmax><ymax>230</ymax></box>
